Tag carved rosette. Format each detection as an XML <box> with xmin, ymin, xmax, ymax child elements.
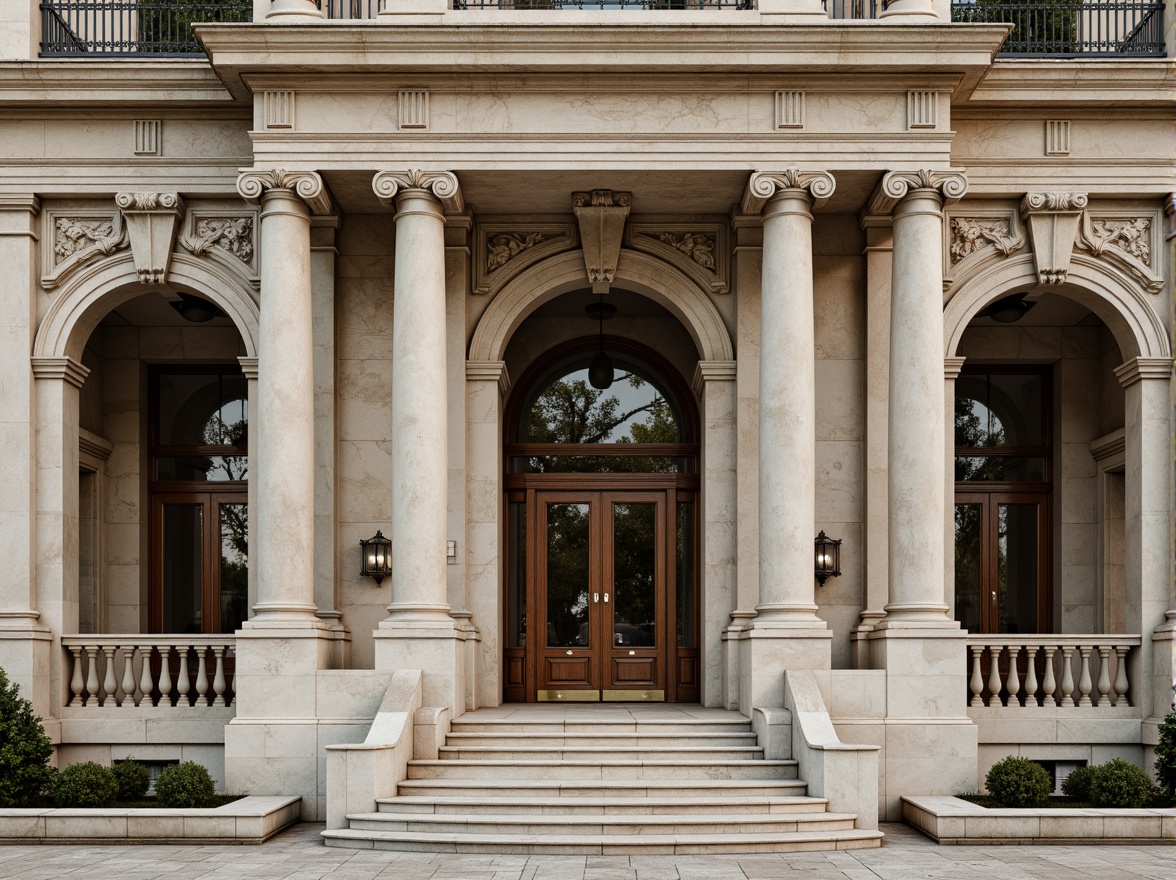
<box><xmin>372</xmin><ymin>169</ymin><xmax>463</xmax><ymax>213</ymax></box>
<box><xmin>473</xmin><ymin>222</ymin><xmax>577</xmax><ymax>297</ymax></box>
<box><xmin>115</xmin><ymin>191</ymin><xmax>184</xmax><ymax>285</ymax></box>
<box><xmin>1020</xmin><ymin>191</ymin><xmax>1088</xmax><ymax>286</ymax></box>
<box><xmin>237</xmin><ymin>169</ymin><xmax>332</xmax><ymax>215</ymax></box>
<box><xmin>572</xmin><ymin>189</ymin><xmax>632</xmax><ymax>292</ymax></box>
<box><xmin>741</xmin><ymin>170</ymin><xmax>836</xmax><ymax>214</ymax></box>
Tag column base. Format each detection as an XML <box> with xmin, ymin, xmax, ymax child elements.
<box><xmin>731</xmin><ymin>618</ymin><xmax>831</xmax><ymax>714</ymax></box>
<box><xmin>265</xmin><ymin>0</ymin><xmax>325</xmax><ymax>20</ymax></box>
<box><xmin>0</xmin><ymin>617</ymin><xmax>52</xmax><ymax>718</ymax></box>
<box><xmin>374</xmin><ymin>618</ymin><xmax>468</xmax><ymax>712</ymax></box>
<box><xmin>879</xmin><ymin>0</ymin><xmax>940</xmax><ymax>21</ymax></box>
<box><xmin>1150</xmin><ymin>625</ymin><xmax>1176</xmax><ymax>723</ymax></box>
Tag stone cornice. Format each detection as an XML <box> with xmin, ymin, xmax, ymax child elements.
<box><xmin>692</xmin><ymin>360</ymin><xmax>737</xmax><ymax>396</ymax></box>
<box><xmin>1114</xmin><ymin>356</ymin><xmax>1172</xmax><ymax>388</ymax></box>
<box><xmin>0</xmin><ymin>61</ymin><xmax>234</xmax><ymax>106</ymax></box>
<box><xmin>962</xmin><ymin>60</ymin><xmax>1176</xmax><ymax>107</ymax></box>
<box><xmin>31</xmin><ymin>356</ymin><xmax>89</xmax><ymax>388</ymax></box>
<box><xmin>466</xmin><ymin>361</ymin><xmax>511</xmax><ymax>397</ymax></box>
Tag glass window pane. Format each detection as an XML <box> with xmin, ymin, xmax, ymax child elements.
<box><xmin>522</xmin><ymin>367</ymin><xmax>681</xmax><ymax>444</ymax></box>
<box><xmin>157</xmin><ymin>372</ymin><xmax>248</xmax><ymax>447</ymax></box>
<box><xmin>954</xmin><ymin>504</ymin><xmax>983</xmax><ymax>633</ymax></box>
<box><xmin>511</xmin><ymin>456</ymin><xmax>688</xmax><ymax>474</ymax></box>
<box><xmin>546</xmin><ymin>503</ymin><xmax>590</xmax><ymax>648</ymax></box>
<box><xmin>955</xmin><ymin>373</ymin><xmax>1043</xmax><ymax>448</ymax></box>
<box><xmin>612</xmin><ymin>503</ymin><xmax>657</xmax><ymax>648</ymax></box>
<box><xmin>156</xmin><ymin>455</ymin><xmax>248</xmax><ymax>482</ymax></box>
<box><xmin>508</xmin><ymin>501</ymin><xmax>526</xmax><ymax>649</ymax></box>
<box><xmin>162</xmin><ymin>503</ymin><xmax>203</xmax><ymax>634</ymax></box>
<box><xmin>677</xmin><ymin>502</ymin><xmax>696</xmax><ymax>649</ymax></box>
<box><xmin>955</xmin><ymin>456</ymin><xmax>1045</xmax><ymax>482</ymax></box>
<box><xmin>218</xmin><ymin>504</ymin><xmax>248</xmax><ymax>633</ymax></box>
<box><xmin>997</xmin><ymin>503</ymin><xmax>1039</xmax><ymax>634</ymax></box>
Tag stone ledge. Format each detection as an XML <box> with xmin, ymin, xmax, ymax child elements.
<box><xmin>0</xmin><ymin>796</ymin><xmax>300</xmax><ymax>845</ymax></box>
<box><xmin>902</xmin><ymin>795</ymin><xmax>1176</xmax><ymax>845</ymax></box>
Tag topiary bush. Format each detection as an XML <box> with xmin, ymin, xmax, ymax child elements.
<box><xmin>1060</xmin><ymin>764</ymin><xmax>1095</xmax><ymax>802</ymax></box>
<box><xmin>51</xmin><ymin>762</ymin><xmax>118</xmax><ymax>808</ymax></box>
<box><xmin>1155</xmin><ymin>709</ymin><xmax>1176</xmax><ymax>804</ymax></box>
<box><xmin>155</xmin><ymin>761</ymin><xmax>215</xmax><ymax>808</ymax></box>
<box><xmin>985</xmin><ymin>756</ymin><xmax>1052</xmax><ymax>807</ymax></box>
<box><xmin>0</xmin><ymin>667</ymin><xmax>53</xmax><ymax>807</ymax></box>
<box><xmin>1088</xmin><ymin>758</ymin><xmax>1153</xmax><ymax>808</ymax></box>
<box><xmin>112</xmin><ymin>760</ymin><xmax>151</xmax><ymax>802</ymax></box>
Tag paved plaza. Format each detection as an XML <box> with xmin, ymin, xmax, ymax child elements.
<box><xmin>0</xmin><ymin>822</ymin><xmax>1172</xmax><ymax>880</ymax></box>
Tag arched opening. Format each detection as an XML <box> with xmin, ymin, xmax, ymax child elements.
<box><xmin>500</xmin><ymin>291</ymin><xmax>703</xmax><ymax>704</ymax></box>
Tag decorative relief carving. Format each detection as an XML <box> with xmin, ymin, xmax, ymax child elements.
<box><xmin>238</xmin><ymin>169</ymin><xmax>332</xmax><ymax>215</ymax></box>
<box><xmin>1083</xmin><ymin>217</ymin><xmax>1151</xmax><ymax>265</ymax></box>
<box><xmin>181</xmin><ymin>217</ymin><xmax>256</xmax><ymax>262</ymax></box>
<box><xmin>487</xmin><ymin>232</ymin><xmax>545</xmax><ymax>272</ymax></box>
<box><xmin>115</xmin><ymin>191</ymin><xmax>180</xmax><ymax>212</ymax></box>
<box><xmin>572</xmin><ymin>190</ymin><xmax>632</xmax><ymax>292</ymax></box>
<box><xmin>473</xmin><ymin>221</ymin><xmax>576</xmax><ymax>297</ymax></box>
<box><xmin>116</xmin><ymin>191</ymin><xmax>184</xmax><ymax>285</ymax></box>
<box><xmin>1019</xmin><ymin>191</ymin><xmax>1087</xmax><ymax>286</ymax></box>
<box><xmin>628</xmin><ymin>223</ymin><xmax>728</xmax><ymax>295</ymax></box>
<box><xmin>655</xmin><ymin>232</ymin><xmax>716</xmax><ymax>270</ymax></box>
<box><xmin>133</xmin><ymin>119</ymin><xmax>161</xmax><ymax>156</ymax></box>
<box><xmin>53</xmin><ymin>216</ymin><xmax>125</xmax><ymax>263</ymax></box>
<box><xmin>1045</xmin><ymin>120</ymin><xmax>1070</xmax><ymax>156</ymax></box>
<box><xmin>372</xmin><ymin>169</ymin><xmax>462</xmax><ymax>213</ymax></box>
<box><xmin>572</xmin><ymin>190</ymin><xmax>631</xmax><ymax>209</ymax></box>
<box><xmin>1077</xmin><ymin>209</ymin><xmax>1163</xmax><ymax>294</ymax></box>
<box><xmin>1022</xmin><ymin>191</ymin><xmax>1088</xmax><ymax>212</ymax></box>
<box><xmin>742</xmin><ymin>170</ymin><xmax>836</xmax><ymax>214</ymax></box>
<box><xmin>949</xmin><ymin>217</ymin><xmax>1023</xmax><ymax>263</ymax></box>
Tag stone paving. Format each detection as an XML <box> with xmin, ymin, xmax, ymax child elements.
<box><xmin>0</xmin><ymin>822</ymin><xmax>1173</xmax><ymax>880</ymax></box>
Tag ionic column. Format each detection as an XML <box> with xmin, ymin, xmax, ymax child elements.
<box><xmin>237</xmin><ymin>170</ymin><xmax>332</xmax><ymax>623</ymax></box>
<box><xmin>943</xmin><ymin>356</ymin><xmax>967</xmax><ymax>623</ymax></box>
<box><xmin>879</xmin><ymin>170</ymin><xmax>967</xmax><ymax>624</ymax></box>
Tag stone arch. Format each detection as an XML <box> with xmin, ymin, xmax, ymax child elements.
<box><xmin>943</xmin><ymin>253</ymin><xmax>1170</xmax><ymax>360</ymax></box>
<box><xmin>34</xmin><ymin>251</ymin><xmax>260</xmax><ymax>361</ymax></box>
<box><xmin>468</xmin><ymin>248</ymin><xmax>734</xmax><ymax>364</ymax></box>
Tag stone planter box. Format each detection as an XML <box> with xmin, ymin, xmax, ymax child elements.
<box><xmin>0</xmin><ymin>795</ymin><xmax>300</xmax><ymax>845</ymax></box>
<box><xmin>903</xmin><ymin>795</ymin><xmax>1176</xmax><ymax>845</ymax></box>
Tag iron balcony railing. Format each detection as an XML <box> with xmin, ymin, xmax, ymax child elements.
<box><xmin>41</xmin><ymin>0</ymin><xmax>249</xmax><ymax>56</ymax></box>
<box><xmin>951</xmin><ymin>0</ymin><xmax>1166</xmax><ymax>57</ymax></box>
<box><xmin>449</xmin><ymin>0</ymin><xmax>753</xmax><ymax>7</ymax></box>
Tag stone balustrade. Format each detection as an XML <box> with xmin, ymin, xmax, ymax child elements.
<box><xmin>966</xmin><ymin>635</ymin><xmax>1141</xmax><ymax>709</ymax></box>
<box><xmin>62</xmin><ymin>636</ymin><xmax>235</xmax><ymax>709</ymax></box>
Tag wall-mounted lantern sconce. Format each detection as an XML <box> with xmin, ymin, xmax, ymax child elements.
<box><xmin>360</xmin><ymin>530</ymin><xmax>392</xmax><ymax>585</ymax></box>
<box><xmin>814</xmin><ymin>531</ymin><xmax>842</xmax><ymax>586</ymax></box>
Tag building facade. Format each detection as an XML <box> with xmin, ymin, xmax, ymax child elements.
<box><xmin>0</xmin><ymin>0</ymin><xmax>1173</xmax><ymax>837</ymax></box>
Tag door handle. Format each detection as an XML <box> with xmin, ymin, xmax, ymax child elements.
<box><xmin>566</xmin><ymin>650</ymin><xmax>574</xmax><ymax>656</ymax></box>
<box><xmin>594</xmin><ymin>593</ymin><xmax>600</xmax><ymax>604</ymax></box>
<box><xmin>604</xmin><ymin>593</ymin><xmax>609</xmax><ymax>603</ymax></box>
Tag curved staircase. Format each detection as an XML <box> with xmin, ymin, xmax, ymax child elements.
<box><xmin>321</xmin><ymin>704</ymin><xmax>882</xmax><ymax>854</ymax></box>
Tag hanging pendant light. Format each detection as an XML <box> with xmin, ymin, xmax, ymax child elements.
<box><xmin>585</xmin><ymin>295</ymin><xmax>617</xmax><ymax>390</ymax></box>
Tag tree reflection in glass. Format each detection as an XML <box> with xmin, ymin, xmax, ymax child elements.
<box><xmin>546</xmin><ymin>503</ymin><xmax>590</xmax><ymax>648</ymax></box>
<box><xmin>612</xmin><ymin>503</ymin><xmax>656</xmax><ymax>648</ymax></box>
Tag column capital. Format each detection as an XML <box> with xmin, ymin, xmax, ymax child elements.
<box><xmin>31</xmin><ymin>356</ymin><xmax>89</xmax><ymax>388</ymax></box>
<box><xmin>0</xmin><ymin>194</ymin><xmax>40</xmax><ymax>215</ymax></box>
<box><xmin>372</xmin><ymin>169</ymin><xmax>463</xmax><ymax>213</ymax></box>
<box><xmin>237</xmin><ymin>356</ymin><xmax>259</xmax><ymax>381</ymax></box>
<box><xmin>870</xmin><ymin>170</ymin><xmax>968</xmax><ymax>214</ymax></box>
<box><xmin>691</xmin><ymin>360</ymin><xmax>737</xmax><ymax>395</ymax></box>
<box><xmin>237</xmin><ymin>169</ymin><xmax>332</xmax><ymax>215</ymax></box>
<box><xmin>944</xmin><ymin>356</ymin><xmax>966</xmax><ymax>380</ymax></box>
<box><xmin>1114</xmin><ymin>356</ymin><xmax>1172</xmax><ymax>388</ymax></box>
<box><xmin>742</xmin><ymin>170</ymin><xmax>835</xmax><ymax>214</ymax></box>
<box><xmin>465</xmin><ymin>360</ymin><xmax>511</xmax><ymax>397</ymax></box>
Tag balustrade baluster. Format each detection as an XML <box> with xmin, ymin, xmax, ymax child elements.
<box><xmin>121</xmin><ymin>647</ymin><xmax>135</xmax><ymax>706</ymax></box>
<box><xmin>1006</xmin><ymin>645</ymin><xmax>1021</xmax><ymax>707</ymax></box>
<box><xmin>83</xmin><ymin>646</ymin><xmax>99</xmax><ymax>707</ymax></box>
<box><xmin>158</xmin><ymin>646</ymin><xmax>173</xmax><ymax>708</ymax></box>
<box><xmin>138</xmin><ymin>646</ymin><xmax>154</xmax><ymax>706</ymax></box>
<box><xmin>1113</xmin><ymin>645</ymin><xmax>1130</xmax><ymax>706</ymax></box>
<box><xmin>1077</xmin><ymin>646</ymin><xmax>1093</xmax><ymax>707</ymax></box>
<box><xmin>1042</xmin><ymin>645</ymin><xmax>1057</xmax><ymax>707</ymax></box>
<box><xmin>229</xmin><ymin>649</ymin><xmax>236</xmax><ymax>707</ymax></box>
<box><xmin>1023</xmin><ymin>646</ymin><xmax>1039</xmax><ymax>707</ymax></box>
<box><xmin>212</xmin><ymin>646</ymin><xmax>227</xmax><ymax>707</ymax></box>
<box><xmin>194</xmin><ymin>647</ymin><xmax>209</xmax><ymax>707</ymax></box>
<box><xmin>1060</xmin><ymin>646</ymin><xmax>1075</xmax><ymax>707</ymax></box>
<box><xmin>101</xmin><ymin>646</ymin><xmax>117</xmax><ymax>707</ymax></box>
<box><xmin>969</xmin><ymin>645</ymin><xmax>984</xmax><ymax>707</ymax></box>
<box><xmin>987</xmin><ymin>645</ymin><xmax>1002</xmax><ymax>707</ymax></box>
<box><xmin>177</xmin><ymin>648</ymin><xmax>191</xmax><ymax>707</ymax></box>
<box><xmin>1096</xmin><ymin>646</ymin><xmax>1112</xmax><ymax>707</ymax></box>
<box><xmin>68</xmin><ymin>645</ymin><xmax>84</xmax><ymax>706</ymax></box>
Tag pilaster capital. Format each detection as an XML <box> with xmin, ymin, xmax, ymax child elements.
<box><xmin>238</xmin><ymin>356</ymin><xmax>259</xmax><ymax>381</ymax></box>
<box><xmin>944</xmin><ymin>356</ymin><xmax>966</xmax><ymax>380</ymax></box>
<box><xmin>742</xmin><ymin>170</ymin><xmax>835</xmax><ymax>214</ymax></box>
<box><xmin>237</xmin><ymin>169</ymin><xmax>332</xmax><ymax>215</ymax></box>
<box><xmin>1114</xmin><ymin>356</ymin><xmax>1172</xmax><ymax>388</ymax></box>
<box><xmin>1019</xmin><ymin>191</ymin><xmax>1089</xmax><ymax>217</ymax></box>
<box><xmin>870</xmin><ymin>170</ymin><xmax>968</xmax><ymax>214</ymax></box>
<box><xmin>691</xmin><ymin>360</ymin><xmax>737</xmax><ymax>395</ymax></box>
<box><xmin>465</xmin><ymin>360</ymin><xmax>511</xmax><ymax>397</ymax></box>
<box><xmin>372</xmin><ymin>169</ymin><xmax>463</xmax><ymax>213</ymax></box>
<box><xmin>31</xmin><ymin>356</ymin><xmax>89</xmax><ymax>388</ymax></box>
<box><xmin>0</xmin><ymin>194</ymin><xmax>40</xmax><ymax>215</ymax></box>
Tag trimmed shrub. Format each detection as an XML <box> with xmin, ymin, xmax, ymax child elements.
<box><xmin>112</xmin><ymin>760</ymin><xmax>151</xmax><ymax>802</ymax></box>
<box><xmin>985</xmin><ymin>756</ymin><xmax>1052</xmax><ymax>807</ymax></box>
<box><xmin>0</xmin><ymin>667</ymin><xmax>53</xmax><ymax>807</ymax></box>
<box><xmin>155</xmin><ymin>761</ymin><xmax>215</xmax><ymax>808</ymax></box>
<box><xmin>1155</xmin><ymin>709</ymin><xmax>1176</xmax><ymax>803</ymax></box>
<box><xmin>1060</xmin><ymin>765</ymin><xmax>1095</xmax><ymax>802</ymax></box>
<box><xmin>1088</xmin><ymin>758</ymin><xmax>1152</xmax><ymax>809</ymax></box>
<box><xmin>51</xmin><ymin>762</ymin><xmax>118</xmax><ymax>808</ymax></box>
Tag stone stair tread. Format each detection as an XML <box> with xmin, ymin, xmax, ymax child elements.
<box><xmin>437</xmin><ymin>747</ymin><xmax>765</xmax><ymax>756</ymax></box>
<box><xmin>347</xmin><ymin>811</ymin><xmax>859</xmax><ymax>826</ymax></box>
<box><xmin>398</xmin><ymin>778</ymin><xmax>807</xmax><ymax>790</ymax></box>
<box><xmin>376</xmin><ymin>794</ymin><xmax>827</xmax><ymax>811</ymax></box>
<box><xmin>447</xmin><ymin>731</ymin><xmax>755</xmax><ymax>739</ymax></box>
<box><xmin>412</xmin><ymin>758</ymin><xmax>793</xmax><ymax>766</ymax></box>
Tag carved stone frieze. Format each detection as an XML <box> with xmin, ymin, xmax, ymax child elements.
<box><xmin>1020</xmin><ymin>191</ymin><xmax>1087</xmax><ymax>286</ymax></box>
<box><xmin>116</xmin><ymin>191</ymin><xmax>184</xmax><ymax>285</ymax></box>
<box><xmin>473</xmin><ymin>221</ymin><xmax>576</xmax><ymax>297</ymax></box>
<box><xmin>948</xmin><ymin>217</ymin><xmax>1023</xmax><ymax>263</ymax></box>
<box><xmin>572</xmin><ymin>190</ymin><xmax>631</xmax><ymax>292</ymax></box>
<box><xmin>628</xmin><ymin>223</ymin><xmax>729</xmax><ymax>295</ymax></box>
<box><xmin>1082</xmin><ymin>217</ymin><xmax>1151</xmax><ymax>265</ymax></box>
<box><xmin>372</xmin><ymin>169</ymin><xmax>463</xmax><ymax>213</ymax></box>
<box><xmin>42</xmin><ymin>208</ymin><xmax>129</xmax><ymax>290</ymax></box>
<box><xmin>941</xmin><ymin>207</ymin><xmax>1026</xmax><ymax>291</ymax></box>
<box><xmin>1077</xmin><ymin>208</ymin><xmax>1163</xmax><ymax>294</ymax></box>
<box><xmin>181</xmin><ymin>216</ymin><xmax>256</xmax><ymax>262</ymax></box>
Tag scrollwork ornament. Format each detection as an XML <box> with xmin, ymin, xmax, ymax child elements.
<box><xmin>742</xmin><ymin>170</ymin><xmax>836</xmax><ymax>214</ymax></box>
<box><xmin>1022</xmin><ymin>192</ymin><xmax>1089</xmax><ymax>213</ymax></box>
<box><xmin>372</xmin><ymin>169</ymin><xmax>464</xmax><ymax>213</ymax></box>
<box><xmin>236</xmin><ymin>169</ymin><xmax>332</xmax><ymax>215</ymax></box>
<box><xmin>114</xmin><ymin>192</ymin><xmax>180</xmax><ymax>211</ymax></box>
<box><xmin>571</xmin><ymin>190</ymin><xmax>632</xmax><ymax>209</ymax></box>
<box><xmin>881</xmin><ymin>170</ymin><xmax>968</xmax><ymax>206</ymax></box>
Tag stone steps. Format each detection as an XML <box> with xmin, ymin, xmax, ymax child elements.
<box><xmin>436</xmin><ymin>745</ymin><xmax>766</xmax><ymax>762</ymax></box>
<box><xmin>394</xmin><ymin>778</ymin><xmax>810</xmax><ymax>799</ymax></box>
<box><xmin>376</xmin><ymin>794</ymin><xmax>825</xmax><ymax>815</ymax></box>
<box><xmin>444</xmin><ymin>731</ymin><xmax>760</xmax><ymax>747</ymax></box>
<box><xmin>406</xmin><ymin>758</ymin><xmax>797</xmax><ymax>780</ymax></box>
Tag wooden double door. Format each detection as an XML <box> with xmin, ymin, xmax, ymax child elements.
<box><xmin>531</xmin><ymin>489</ymin><xmax>686</xmax><ymax>702</ymax></box>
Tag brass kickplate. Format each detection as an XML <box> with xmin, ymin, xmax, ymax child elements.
<box><xmin>537</xmin><ymin>689</ymin><xmax>601</xmax><ymax>702</ymax></box>
<box><xmin>602</xmin><ymin>689</ymin><xmax>665</xmax><ymax>702</ymax></box>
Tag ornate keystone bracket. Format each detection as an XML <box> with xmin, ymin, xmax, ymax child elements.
<box><xmin>1020</xmin><ymin>192</ymin><xmax>1088</xmax><ymax>286</ymax></box>
<box><xmin>572</xmin><ymin>190</ymin><xmax>631</xmax><ymax>293</ymax></box>
<box><xmin>41</xmin><ymin>208</ymin><xmax>128</xmax><ymax>290</ymax></box>
<box><xmin>473</xmin><ymin>221</ymin><xmax>577</xmax><ymax>297</ymax></box>
<box><xmin>741</xmin><ymin>170</ymin><xmax>835</xmax><ymax>215</ymax></box>
<box><xmin>237</xmin><ymin>169</ymin><xmax>333</xmax><ymax>216</ymax></box>
<box><xmin>868</xmin><ymin>170</ymin><xmax>967</xmax><ymax>216</ymax></box>
<box><xmin>627</xmin><ymin>223</ymin><xmax>729</xmax><ymax>295</ymax></box>
<box><xmin>372</xmin><ymin>169</ymin><xmax>463</xmax><ymax>213</ymax></box>
<box><xmin>115</xmin><ymin>191</ymin><xmax>184</xmax><ymax>286</ymax></box>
